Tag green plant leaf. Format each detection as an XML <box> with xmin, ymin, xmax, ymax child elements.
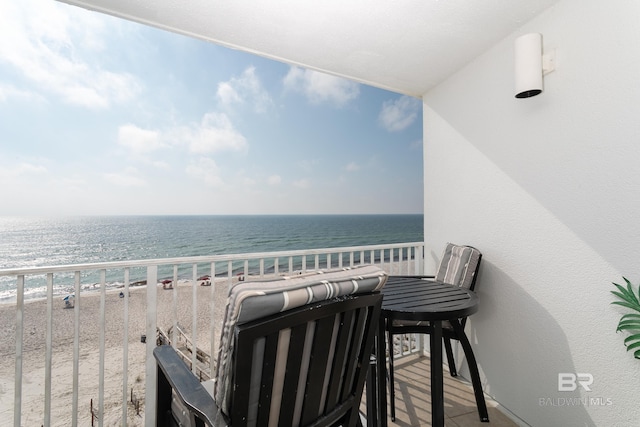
<box><xmin>611</xmin><ymin>278</ymin><xmax>640</xmax><ymax>359</ymax></box>
<box><xmin>626</xmin><ymin>278</ymin><xmax>640</xmax><ymax>305</ymax></box>
<box><xmin>612</xmin><ymin>300</ymin><xmax>640</xmax><ymax>313</ymax></box>
<box><xmin>617</xmin><ymin>323</ymin><xmax>640</xmax><ymax>333</ymax></box>
<box><xmin>617</xmin><ymin>322</ymin><xmax>640</xmax><ymax>332</ymax></box>
<box><xmin>612</xmin><ymin>283</ymin><xmax>640</xmax><ymax>307</ymax></box>
<box><xmin>614</xmin><ymin>280</ymin><xmax>635</xmax><ymax>298</ymax></box>
<box><xmin>620</xmin><ymin>313</ymin><xmax>640</xmax><ymax>321</ymax></box>
<box><xmin>625</xmin><ymin>342</ymin><xmax>640</xmax><ymax>354</ymax></box>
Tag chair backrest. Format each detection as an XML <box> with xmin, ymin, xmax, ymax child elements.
<box><xmin>435</xmin><ymin>243</ymin><xmax>482</xmax><ymax>291</ymax></box>
<box><xmin>228</xmin><ymin>292</ymin><xmax>382</xmax><ymax>427</ymax></box>
<box><xmin>214</xmin><ymin>265</ymin><xmax>388</xmax><ymax>426</ymax></box>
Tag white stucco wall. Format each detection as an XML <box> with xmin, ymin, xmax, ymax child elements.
<box><xmin>422</xmin><ymin>0</ymin><xmax>640</xmax><ymax>425</ymax></box>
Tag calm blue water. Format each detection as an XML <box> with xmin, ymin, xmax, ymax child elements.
<box><xmin>0</xmin><ymin>215</ymin><xmax>422</xmax><ymax>301</ymax></box>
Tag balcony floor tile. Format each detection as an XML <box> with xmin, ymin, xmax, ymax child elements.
<box><xmin>362</xmin><ymin>355</ymin><xmax>519</xmax><ymax>427</ymax></box>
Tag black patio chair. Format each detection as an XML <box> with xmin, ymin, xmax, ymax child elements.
<box><xmin>385</xmin><ymin>243</ymin><xmax>488</xmax><ymax>422</ymax></box>
<box><xmin>154</xmin><ymin>265</ymin><xmax>387</xmax><ymax>427</ymax></box>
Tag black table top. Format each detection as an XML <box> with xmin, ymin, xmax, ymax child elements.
<box><xmin>381</xmin><ymin>276</ymin><xmax>479</xmax><ymax>321</ymax></box>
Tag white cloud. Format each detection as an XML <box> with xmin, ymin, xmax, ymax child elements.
<box><xmin>0</xmin><ymin>162</ymin><xmax>48</xmax><ymax>178</ymax></box>
<box><xmin>378</xmin><ymin>96</ymin><xmax>421</xmax><ymax>132</ymax></box>
<box><xmin>217</xmin><ymin>82</ymin><xmax>242</xmax><ymax>107</ymax></box>
<box><xmin>345</xmin><ymin>162</ymin><xmax>360</xmax><ymax>172</ymax></box>
<box><xmin>293</xmin><ymin>179</ymin><xmax>311</xmax><ymax>189</ymax></box>
<box><xmin>268</xmin><ymin>175</ymin><xmax>282</xmax><ymax>185</ymax></box>
<box><xmin>0</xmin><ymin>0</ymin><xmax>141</xmax><ymax>109</ymax></box>
<box><xmin>283</xmin><ymin>67</ymin><xmax>359</xmax><ymax>107</ymax></box>
<box><xmin>186</xmin><ymin>157</ymin><xmax>224</xmax><ymax>187</ymax></box>
<box><xmin>217</xmin><ymin>66</ymin><xmax>273</xmax><ymax>113</ymax></box>
<box><xmin>103</xmin><ymin>167</ymin><xmax>146</xmax><ymax>187</ymax></box>
<box><xmin>118</xmin><ymin>124</ymin><xmax>164</xmax><ymax>153</ymax></box>
<box><xmin>179</xmin><ymin>112</ymin><xmax>248</xmax><ymax>154</ymax></box>
<box><xmin>0</xmin><ymin>83</ymin><xmax>45</xmax><ymax>104</ymax></box>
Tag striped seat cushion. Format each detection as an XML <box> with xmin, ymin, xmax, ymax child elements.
<box><xmin>213</xmin><ymin>264</ymin><xmax>388</xmax><ymax>415</ymax></box>
<box><xmin>436</xmin><ymin>243</ymin><xmax>481</xmax><ymax>289</ymax></box>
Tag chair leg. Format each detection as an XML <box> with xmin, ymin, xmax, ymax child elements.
<box><xmin>386</xmin><ymin>329</ymin><xmax>396</xmax><ymax>421</ymax></box>
<box><xmin>450</xmin><ymin>320</ymin><xmax>489</xmax><ymax>422</ymax></box>
<box><xmin>443</xmin><ymin>337</ymin><xmax>457</xmax><ymax>377</ymax></box>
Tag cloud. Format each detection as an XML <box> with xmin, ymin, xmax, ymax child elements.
<box><xmin>345</xmin><ymin>162</ymin><xmax>360</xmax><ymax>172</ymax></box>
<box><xmin>179</xmin><ymin>112</ymin><xmax>248</xmax><ymax>154</ymax></box>
<box><xmin>378</xmin><ymin>96</ymin><xmax>421</xmax><ymax>132</ymax></box>
<box><xmin>217</xmin><ymin>66</ymin><xmax>273</xmax><ymax>113</ymax></box>
<box><xmin>103</xmin><ymin>167</ymin><xmax>146</xmax><ymax>187</ymax></box>
<box><xmin>0</xmin><ymin>162</ymin><xmax>48</xmax><ymax>178</ymax></box>
<box><xmin>268</xmin><ymin>175</ymin><xmax>282</xmax><ymax>185</ymax></box>
<box><xmin>186</xmin><ymin>157</ymin><xmax>223</xmax><ymax>187</ymax></box>
<box><xmin>0</xmin><ymin>83</ymin><xmax>46</xmax><ymax>104</ymax></box>
<box><xmin>293</xmin><ymin>179</ymin><xmax>311</xmax><ymax>189</ymax></box>
<box><xmin>118</xmin><ymin>124</ymin><xmax>164</xmax><ymax>153</ymax></box>
<box><xmin>0</xmin><ymin>0</ymin><xmax>141</xmax><ymax>109</ymax></box>
<box><xmin>283</xmin><ymin>66</ymin><xmax>359</xmax><ymax>107</ymax></box>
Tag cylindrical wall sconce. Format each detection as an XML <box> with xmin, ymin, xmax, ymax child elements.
<box><xmin>514</xmin><ymin>33</ymin><xmax>543</xmax><ymax>98</ymax></box>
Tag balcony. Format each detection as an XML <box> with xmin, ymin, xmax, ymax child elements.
<box><xmin>0</xmin><ymin>242</ymin><xmax>456</xmax><ymax>427</ymax></box>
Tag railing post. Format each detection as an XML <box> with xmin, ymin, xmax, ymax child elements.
<box><xmin>99</xmin><ymin>269</ymin><xmax>106</xmax><ymax>427</ymax></box>
<box><xmin>210</xmin><ymin>262</ymin><xmax>217</xmax><ymax>375</ymax></box>
<box><xmin>122</xmin><ymin>268</ymin><xmax>130</xmax><ymax>427</ymax></box>
<box><xmin>44</xmin><ymin>273</ymin><xmax>53</xmax><ymax>426</ymax></box>
<box><xmin>191</xmin><ymin>264</ymin><xmax>198</xmax><ymax>373</ymax></box>
<box><xmin>72</xmin><ymin>271</ymin><xmax>81</xmax><ymax>427</ymax></box>
<box><xmin>145</xmin><ymin>266</ymin><xmax>158</xmax><ymax>427</ymax></box>
<box><xmin>14</xmin><ymin>275</ymin><xmax>24</xmax><ymax>427</ymax></box>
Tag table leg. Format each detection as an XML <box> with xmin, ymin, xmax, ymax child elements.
<box><xmin>431</xmin><ymin>320</ymin><xmax>444</xmax><ymax>427</ymax></box>
<box><xmin>376</xmin><ymin>313</ymin><xmax>388</xmax><ymax>427</ymax></box>
<box><xmin>366</xmin><ymin>355</ymin><xmax>378</xmax><ymax>427</ymax></box>
<box><xmin>366</xmin><ymin>313</ymin><xmax>388</xmax><ymax>427</ymax></box>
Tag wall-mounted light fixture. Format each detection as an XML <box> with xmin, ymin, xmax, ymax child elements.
<box><xmin>514</xmin><ymin>33</ymin><xmax>555</xmax><ymax>98</ymax></box>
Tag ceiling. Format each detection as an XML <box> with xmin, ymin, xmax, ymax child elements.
<box><xmin>58</xmin><ymin>0</ymin><xmax>559</xmax><ymax>98</ymax></box>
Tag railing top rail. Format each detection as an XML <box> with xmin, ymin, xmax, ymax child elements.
<box><xmin>0</xmin><ymin>241</ymin><xmax>424</xmax><ymax>277</ymax></box>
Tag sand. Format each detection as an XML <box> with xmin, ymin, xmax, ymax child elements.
<box><xmin>0</xmin><ymin>278</ymin><xmax>232</xmax><ymax>426</ymax></box>
<box><xmin>0</xmin><ymin>262</ymin><xmax>414</xmax><ymax>426</ymax></box>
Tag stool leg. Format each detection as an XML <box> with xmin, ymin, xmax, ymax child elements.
<box><xmin>386</xmin><ymin>328</ymin><xmax>396</xmax><ymax>421</ymax></box>
<box><xmin>430</xmin><ymin>321</ymin><xmax>445</xmax><ymax>427</ymax></box>
<box><xmin>450</xmin><ymin>320</ymin><xmax>489</xmax><ymax>422</ymax></box>
<box><xmin>443</xmin><ymin>337</ymin><xmax>457</xmax><ymax>377</ymax></box>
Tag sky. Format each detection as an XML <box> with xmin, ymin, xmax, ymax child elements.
<box><xmin>0</xmin><ymin>0</ymin><xmax>423</xmax><ymax>216</ymax></box>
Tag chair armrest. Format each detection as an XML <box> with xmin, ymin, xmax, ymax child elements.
<box><xmin>154</xmin><ymin>345</ymin><xmax>228</xmax><ymax>427</ymax></box>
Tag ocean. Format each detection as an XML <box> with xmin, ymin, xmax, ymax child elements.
<box><xmin>0</xmin><ymin>215</ymin><xmax>423</xmax><ymax>302</ymax></box>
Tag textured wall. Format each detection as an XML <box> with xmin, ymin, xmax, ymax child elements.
<box><xmin>423</xmin><ymin>0</ymin><xmax>640</xmax><ymax>425</ymax></box>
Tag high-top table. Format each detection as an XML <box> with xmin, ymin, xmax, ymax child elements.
<box><xmin>369</xmin><ymin>276</ymin><xmax>485</xmax><ymax>427</ymax></box>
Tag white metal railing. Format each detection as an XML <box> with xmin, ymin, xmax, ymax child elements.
<box><xmin>0</xmin><ymin>242</ymin><xmax>424</xmax><ymax>427</ymax></box>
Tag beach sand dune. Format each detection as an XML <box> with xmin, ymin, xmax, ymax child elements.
<box><xmin>0</xmin><ymin>279</ymin><xmax>230</xmax><ymax>426</ymax></box>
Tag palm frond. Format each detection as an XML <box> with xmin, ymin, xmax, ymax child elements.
<box><xmin>611</xmin><ymin>277</ymin><xmax>640</xmax><ymax>359</ymax></box>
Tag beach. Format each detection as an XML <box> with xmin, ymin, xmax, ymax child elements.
<box><xmin>0</xmin><ymin>261</ymin><xmax>416</xmax><ymax>426</ymax></box>
<box><xmin>0</xmin><ymin>278</ymin><xmax>231</xmax><ymax>426</ymax></box>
